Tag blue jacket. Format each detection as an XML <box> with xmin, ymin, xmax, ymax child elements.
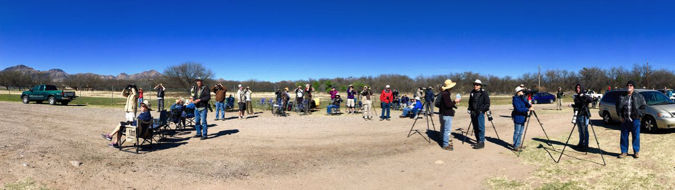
<box><xmin>511</xmin><ymin>95</ymin><xmax>530</xmax><ymax>124</ymax></box>
<box><xmin>137</xmin><ymin>111</ymin><xmax>152</xmax><ymax>122</ymax></box>
<box><xmin>413</xmin><ymin>100</ymin><xmax>423</xmax><ymax>110</ymax></box>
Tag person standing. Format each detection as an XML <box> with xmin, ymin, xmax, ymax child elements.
<box><xmin>304</xmin><ymin>84</ymin><xmax>314</xmax><ymax>114</ymax></box>
<box><xmin>137</xmin><ymin>88</ymin><xmax>144</xmax><ymax>109</ymax></box>
<box><xmin>329</xmin><ymin>87</ymin><xmax>338</xmax><ymax>101</ymax></box>
<box><xmin>468</xmin><ymin>79</ymin><xmax>490</xmax><ymax>149</ymax></box>
<box><xmin>122</xmin><ymin>84</ymin><xmax>139</xmax><ymax>121</ymax></box>
<box><xmin>236</xmin><ymin>84</ymin><xmax>246</xmax><ymax>119</ymax></box>
<box><xmin>191</xmin><ymin>78</ymin><xmax>211</xmax><ymax>140</ymax></box>
<box><xmin>512</xmin><ymin>86</ymin><xmax>533</xmax><ymax>151</ymax></box>
<box><xmin>615</xmin><ymin>81</ymin><xmax>646</xmax><ymax>159</ymax></box>
<box><xmin>360</xmin><ymin>86</ymin><xmax>373</xmax><ymax>120</ymax></box>
<box><xmin>556</xmin><ymin>87</ymin><xmax>564</xmax><ymax>110</ymax></box>
<box><xmin>379</xmin><ymin>85</ymin><xmax>393</xmax><ymax>121</ymax></box>
<box><xmin>346</xmin><ymin>85</ymin><xmax>356</xmax><ymax>114</ymax></box>
<box><xmin>571</xmin><ymin>84</ymin><xmax>593</xmax><ymax>152</ymax></box>
<box><xmin>153</xmin><ymin>83</ymin><xmax>166</xmax><ymax>111</ymax></box>
<box><xmin>212</xmin><ymin>83</ymin><xmax>227</xmax><ymax>121</ymax></box>
<box><xmin>424</xmin><ymin>86</ymin><xmax>435</xmax><ymax>114</ymax></box>
<box><xmin>415</xmin><ymin>87</ymin><xmax>424</xmax><ymax>99</ymax></box>
<box><xmin>438</xmin><ymin>80</ymin><xmax>460</xmax><ymax>151</ymax></box>
<box><xmin>245</xmin><ymin>86</ymin><xmax>253</xmax><ymax>115</ymax></box>
<box><xmin>295</xmin><ymin>86</ymin><xmax>304</xmax><ymax>111</ymax></box>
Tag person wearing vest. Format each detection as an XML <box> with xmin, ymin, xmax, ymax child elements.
<box><xmin>154</xmin><ymin>83</ymin><xmax>166</xmax><ymax>111</ymax></box>
<box><xmin>468</xmin><ymin>79</ymin><xmax>491</xmax><ymax>149</ymax></box>
<box><xmin>616</xmin><ymin>81</ymin><xmax>646</xmax><ymax>159</ymax></box>
<box><xmin>236</xmin><ymin>84</ymin><xmax>247</xmax><ymax>119</ymax></box>
<box><xmin>438</xmin><ymin>79</ymin><xmax>460</xmax><ymax>151</ymax></box>
<box><xmin>571</xmin><ymin>83</ymin><xmax>593</xmax><ymax>152</ymax></box>
<box><xmin>245</xmin><ymin>86</ymin><xmax>253</xmax><ymax>115</ymax></box>
<box><xmin>512</xmin><ymin>86</ymin><xmax>533</xmax><ymax>151</ymax></box>
<box><xmin>192</xmin><ymin>78</ymin><xmax>211</xmax><ymax>140</ymax></box>
<box><xmin>379</xmin><ymin>85</ymin><xmax>393</xmax><ymax>121</ymax></box>
<box><xmin>212</xmin><ymin>84</ymin><xmax>227</xmax><ymax>121</ymax></box>
<box><xmin>361</xmin><ymin>86</ymin><xmax>373</xmax><ymax>120</ymax></box>
<box><xmin>304</xmin><ymin>84</ymin><xmax>314</xmax><ymax>114</ymax></box>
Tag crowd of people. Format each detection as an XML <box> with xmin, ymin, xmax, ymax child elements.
<box><xmin>100</xmin><ymin>78</ymin><xmax>650</xmax><ymax>159</ymax></box>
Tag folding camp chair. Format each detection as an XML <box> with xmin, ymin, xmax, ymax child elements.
<box><xmin>119</xmin><ymin>119</ymin><xmax>155</xmax><ymax>154</ymax></box>
<box><xmin>183</xmin><ymin>107</ymin><xmax>195</xmax><ymax>127</ymax></box>
<box><xmin>170</xmin><ymin>107</ymin><xmax>185</xmax><ymax>130</ymax></box>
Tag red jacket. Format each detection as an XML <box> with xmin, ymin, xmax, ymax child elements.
<box><xmin>380</xmin><ymin>89</ymin><xmax>393</xmax><ymax>103</ymax></box>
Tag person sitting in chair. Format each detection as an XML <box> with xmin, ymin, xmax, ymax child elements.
<box><xmin>400</xmin><ymin>97</ymin><xmax>422</xmax><ymax>118</ymax></box>
<box><xmin>326</xmin><ymin>94</ymin><xmax>343</xmax><ymax>114</ymax></box>
<box><xmin>170</xmin><ymin>99</ymin><xmax>186</xmax><ymax>127</ymax></box>
<box><xmin>102</xmin><ymin>103</ymin><xmax>152</xmax><ymax>148</ymax></box>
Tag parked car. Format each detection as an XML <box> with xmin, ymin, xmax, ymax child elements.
<box><xmin>598</xmin><ymin>89</ymin><xmax>675</xmax><ymax>132</ymax></box>
<box><xmin>532</xmin><ymin>92</ymin><xmax>556</xmax><ymax>104</ymax></box>
<box><xmin>21</xmin><ymin>85</ymin><xmax>77</xmax><ymax>105</ymax></box>
<box><xmin>586</xmin><ymin>90</ymin><xmax>603</xmax><ymax>108</ymax></box>
<box><xmin>658</xmin><ymin>89</ymin><xmax>675</xmax><ymax>100</ymax></box>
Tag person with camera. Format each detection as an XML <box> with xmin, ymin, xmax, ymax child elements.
<box><xmin>191</xmin><ymin>78</ymin><xmax>211</xmax><ymax>140</ymax></box>
<box><xmin>380</xmin><ymin>85</ymin><xmax>393</xmax><ymax>121</ymax></box>
<box><xmin>616</xmin><ymin>81</ymin><xmax>646</xmax><ymax>159</ymax></box>
<box><xmin>512</xmin><ymin>86</ymin><xmax>533</xmax><ymax>151</ymax></box>
<box><xmin>468</xmin><ymin>79</ymin><xmax>490</xmax><ymax>149</ymax></box>
<box><xmin>437</xmin><ymin>80</ymin><xmax>460</xmax><ymax>151</ymax></box>
<box><xmin>122</xmin><ymin>84</ymin><xmax>139</xmax><ymax>120</ymax></box>
<box><xmin>424</xmin><ymin>86</ymin><xmax>435</xmax><ymax>114</ymax></box>
<box><xmin>212</xmin><ymin>83</ymin><xmax>227</xmax><ymax>121</ymax></box>
<box><xmin>570</xmin><ymin>84</ymin><xmax>593</xmax><ymax>152</ymax></box>
<box><xmin>346</xmin><ymin>85</ymin><xmax>357</xmax><ymax>114</ymax></box>
<box><xmin>154</xmin><ymin>83</ymin><xmax>166</xmax><ymax>111</ymax></box>
<box><xmin>360</xmin><ymin>86</ymin><xmax>373</xmax><ymax>120</ymax></box>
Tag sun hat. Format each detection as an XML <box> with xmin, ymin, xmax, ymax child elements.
<box><xmin>515</xmin><ymin>86</ymin><xmax>526</xmax><ymax>93</ymax></box>
<box><xmin>441</xmin><ymin>79</ymin><xmax>457</xmax><ymax>90</ymax></box>
<box><xmin>473</xmin><ymin>79</ymin><xmax>483</xmax><ymax>85</ymax></box>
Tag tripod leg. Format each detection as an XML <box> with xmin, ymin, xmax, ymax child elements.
<box><xmin>556</xmin><ymin>123</ymin><xmax>577</xmax><ymax>163</ymax></box>
<box><xmin>518</xmin><ymin>112</ymin><xmax>532</xmax><ymax>152</ymax></box>
<box><xmin>532</xmin><ymin>111</ymin><xmax>554</xmax><ymax>147</ymax></box>
<box><xmin>407</xmin><ymin>116</ymin><xmax>420</xmax><ymax>137</ymax></box>
<box><xmin>490</xmin><ymin>120</ymin><xmax>501</xmax><ymax>141</ymax></box>
<box><xmin>430</xmin><ymin>113</ymin><xmax>436</xmax><ymax>131</ymax></box>
<box><xmin>463</xmin><ymin>122</ymin><xmax>472</xmax><ymax>144</ymax></box>
<box><xmin>589</xmin><ymin>123</ymin><xmax>607</xmax><ymax>166</ymax></box>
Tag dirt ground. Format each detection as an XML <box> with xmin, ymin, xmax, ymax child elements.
<box><xmin>1</xmin><ymin>101</ymin><xmax>673</xmax><ymax>189</ymax></box>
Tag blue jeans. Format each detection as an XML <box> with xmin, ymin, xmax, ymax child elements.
<box><xmin>576</xmin><ymin>115</ymin><xmax>590</xmax><ymax>147</ymax></box>
<box><xmin>381</xmin><ymin>103</ymin><xmax>391</xmax><ymax>119</ymax></box>
<box><xmin>401</xmin><ymin>108</ymin><xmax>419</xmax><ymax>118</ymax></box>
<box><xmin>138</xmin><ymin>98</ymin><xmax>144</xmax><ymax>108</ymax></box>
<box><xmin>215</xmin><ymin>101</ymin><xmax>225</xmax><ymax>119</ymax></box>
<box><xmin>513</xmin><ymin>123</ymin><xmax>524</xmax><ymax>148</ymax></box>
<box><xmin>157</xmin><ymin>98</ymin><xmax>164</xmax><ymax>111</ymax></box>
<box><xmin>440</xmin><ymin>116</ymin><xmax>453</xmax><ymax>147</ymax></box>
<box><xmin>194</xmin><ymin>108</ymin><xmax>208</xmax><ymax>136</ymax></box>
<box><xmin>471</xmin><ymin>112</ymin><xmax>486</xmax><ymax>143</ymax></box>
<box><xmin>620</xmin><ymin>119</ymin><xmax>640</xmax><ymax>153</ymax></box>
<box><xmin>327</xmin><ymin>105</ymin><xmax>339</xmax><ymax>114</ymax></box>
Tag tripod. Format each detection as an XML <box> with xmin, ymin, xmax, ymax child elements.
<box><xmin>462</xmin><ymin>111</ymin><xmax>501</xmax><ymax>144</ymax></box>
<box><xmin>517</xmin><ymin>110</ymin><xmax>554</xmax><ymax>156</ymax></box>
<box><xmin>407</xmin><ymin>107</ymin><xmax>436</xmax><ymax>143</ymax></box>
<box><xmin>556</xmin><ymin>117</ymin><xmax>606</xmax><ymax>166</ymax></box>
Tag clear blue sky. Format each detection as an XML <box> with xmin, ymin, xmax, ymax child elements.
<box><xmin>1</xmin><ymin>0</ymin><xmax>674</xmax><ymax>81</ymax></box>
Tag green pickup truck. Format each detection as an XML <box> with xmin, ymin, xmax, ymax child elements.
<box><xmin>21</xmin><ymin>85</ymin><xmax>78</xmax><ymax>105</ymax></box>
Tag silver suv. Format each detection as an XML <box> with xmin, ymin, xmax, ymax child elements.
<box><xmin>598</xmin><ymin>89</ymin><xmax>675</xmax><ymax>132</ymax></box>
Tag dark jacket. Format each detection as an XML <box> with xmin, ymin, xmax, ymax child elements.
<box><xmin>212</xmin><ymin>85</ymin><xmax>227</xmax><ymax>102</ymax></box>
<box><xmin>572</xmin><ymin>87</ymin><xmax>593</xmax><ymax>117</ymax></box>
<box><xmin>616</xmin><ymin>91</ymin><xmax>647</xmax><ymax>121</ymax></box>
<box><xmin>192</xmin><ymin>85</ymin><xmax>211</xmax><ymax>108</ymax></box>
<box><xmin>468</xmin><ymin>89</ymin><xmax>490</xmax><ymax>113</ymax></box>
<box><xmin>439</xmin><ymin>90</ymin><xmax>456</xmax><ymax>116</ymax></box>
<box><xmin>424</xmin><ymin>88</ymin><xmax>435</xmax><ymax>103</ymax></box>
<box><xmin>512</xmin><ymin>95</ymin><xmax>530</xmax><ymax>124</ymax></box>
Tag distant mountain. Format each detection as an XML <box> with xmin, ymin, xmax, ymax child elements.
<box><xmin>1</xmin><ymin>64</ymin><xmax>162</xmax><ymax>82</ymax></box>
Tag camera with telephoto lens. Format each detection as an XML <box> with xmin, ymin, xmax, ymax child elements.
<box><xmin>571</xmin><ymin>107</ymin><xmax>578</xmax><ymax>124</ymax></box>
<box><xmin>487</xmin><ymin>110</ymin><xmax>494</xmax><ymax>121</ymax></box>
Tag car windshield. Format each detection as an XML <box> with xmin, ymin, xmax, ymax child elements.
<box><xmin>640</xmin><ymin>91</ymin><xmax>673</xmax><ymax>105</ymax></box>
<box><xmin>45</xmin><ymin>85</ymin><xmax>58</xmax><ymax>91</ymax></box>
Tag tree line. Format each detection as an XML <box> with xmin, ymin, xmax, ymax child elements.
<box><xmin>1</xmin><ymin>62</ymin><xmax>673</xmax><ymax>95</ymax></box>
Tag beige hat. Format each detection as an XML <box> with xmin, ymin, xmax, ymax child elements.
<box><xmin>473</xmin><ymin>79</ymin><xmax>483</xmax><ymax>85</ymax></box>
<box><xmin>441</xmin><ymin>79</ymin><xmax>457</xmax><ymax>90</ymax></box>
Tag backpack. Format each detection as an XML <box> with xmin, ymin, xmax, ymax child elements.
<box><xmin>434</xmin><ymin>93</ymin><xmax>442</xmax><ymax>108</ymax></box>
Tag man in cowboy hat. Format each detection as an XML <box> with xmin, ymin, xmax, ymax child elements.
<box><xmin>512</xmin><ymin>85</ymin><xmax>533</xmax><ymax>151</ymax></box>
<box><xmin>468</xmin><ymin>79</ymin><xmax>490</xmax><ymax>149</ymax></box>
<box><xmin>192</xmin><ymin>77</ymin><xmax>211</xmax><ymax>140</ymax></box>
<box><xmin>380</xmin><ymin>85</ymin><xmax>394</xmax><ymax>121</ymax></box>
<box><xmin>438</xmin><ymin>79</ymin><xmax>460</xmax><ymax>151</ymax></box>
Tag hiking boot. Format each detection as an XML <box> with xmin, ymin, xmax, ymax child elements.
<box><xmin>473</xmin><ymin>142</ymin><xmax>485</xmax><ymax>149</ymax></box>
<box><xmin>380</xmin><ymin>118</ymin><xmax>384</xmax><ymax>121</ymax></box>
<box><xmin>443</xmin><ymin>144</ymin><xmax>454</xmax><ymax>151</ymax></box>
<box><xmin>618</xmin><ymin>153</ymin><xmax>628</xmax><ymax>158</ymax></box>
<box><xmin>194</xmin><ymin>134</ymin><xmax>202</xmax><ymax>138</ymax></box>
<box><xmin>200</xmin><ymin>136</ymin><xmax>207</xmax><ymax>140</ymax></box>
<box><xmin>633</xmin><ymin>152</ymin><xmax>639</xmax><ymax>159</ymax></box>
<box><xmin>386</xmin><ymin>118</ymin><xmax>391</xmax><ymax>121</ymax></box>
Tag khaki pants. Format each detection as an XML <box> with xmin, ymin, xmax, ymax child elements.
<box><xmin>246</xmin><ymin>101</ymin><xmax>253</xmax><ymax>114</ymax></box>
<box><xmin>362</xmin><ymin>99</ymin><xmax>372</xmax><ymax>118</ymax></box>
<box><xmin>557</xmin><ymin>98</ymin><xmax>563</xmax><ymax>110</ymax></box>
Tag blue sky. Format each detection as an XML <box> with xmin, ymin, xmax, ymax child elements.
<box><xmin>1</xmin><ymin>0</ymin><xmax>674</xmax><ymax>81</ymax></box>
